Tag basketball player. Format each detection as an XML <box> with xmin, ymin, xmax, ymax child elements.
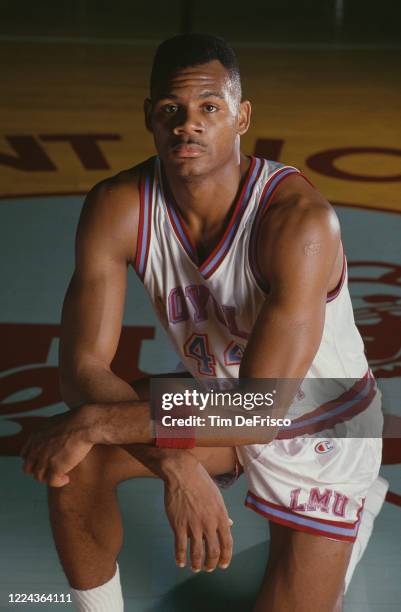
<box><xmin>21</xmin><ymin>34</ymin><xmax>388</xmax><ymax>611</ymax></box>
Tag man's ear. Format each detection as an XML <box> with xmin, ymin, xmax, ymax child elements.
<box><xmin>144</xmin><ymin>98</ymin><xmax>153</xmax><ymax>132</ymax></box>
<box><xmin>237</xmin><ymin>100</ymin><xmax>251</xmax><ymax>136</ymax></box>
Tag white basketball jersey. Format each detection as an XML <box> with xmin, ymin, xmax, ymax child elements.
<box><xmin>134</xmin><ymin>155</ymin><xmax>375</xmax><ymax>431</ymax></box>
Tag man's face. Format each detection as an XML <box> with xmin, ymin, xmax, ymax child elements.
<box><xmin>145</xmin><ymin>60</ymin><xmax>250</xmax><ymax>179</ymax></box>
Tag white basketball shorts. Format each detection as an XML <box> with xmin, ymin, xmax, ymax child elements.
<box><xmin>237</xmin><ymin>436</ymin><xmax>382</xmax><ymax>542</ymax></box>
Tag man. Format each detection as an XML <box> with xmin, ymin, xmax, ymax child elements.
<box><xmin>21</xmin><ymin>34</ymin><xmax>387</xmax><ymax>611</ymax></box>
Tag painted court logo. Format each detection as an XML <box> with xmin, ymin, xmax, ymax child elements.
<box><xmin>315</xmin><ymin>440</ymin><xmax>334</xmax><ymax>454</ymax></box>
<box><xmin>348</xmin><ymin>262</ymin><xmax>401</xmax><ymax>378</ymax></box>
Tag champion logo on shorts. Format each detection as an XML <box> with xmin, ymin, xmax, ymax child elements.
<box><xmin>315</xmin><ymin>440</ymin><xmax>334</xmax><ymax>454</ymax></box>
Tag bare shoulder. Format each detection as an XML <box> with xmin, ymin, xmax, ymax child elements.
<box><xmin>260</xmin><ymin>174</ymin><xmax>340</xmax><ymax>250</ymax></box>
<box><xmin>76</xmin><ymin>162</ymin><xmax>146</xmax><ymax>265</ymax></box>
<box><xmin>258</xmin><ymin>173</ymin><xmax>341</xmax><ymax>283</ymax></box>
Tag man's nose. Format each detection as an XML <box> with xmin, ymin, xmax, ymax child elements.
<box><xmin>172</xmin><ymin>109</ymin><xmax>204</xmax><ymax>136</ymax></box>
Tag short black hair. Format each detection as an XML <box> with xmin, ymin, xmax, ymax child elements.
<box><xmin>150</xmin><ymin>33</ymin><xmax>241</xmax><ymax>101</ymax></box>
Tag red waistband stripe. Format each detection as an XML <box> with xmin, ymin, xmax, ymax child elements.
<box><xmin>276</xmin><ymin>370</ymin><xmax>377</xmax><ymax>439</ymax></box>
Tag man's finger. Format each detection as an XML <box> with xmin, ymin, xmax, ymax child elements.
<box><xmin>190</xmin><ymin>531</ymin><xmax>204</xmax><ymax>572</ymax></box>
<box><xmin>22</xmin><ymin>453</ymin><xmax>36</xmax><ymax>474</ymax></box>
<box><xmin>45</xmin><ymin>458</ymin><xmax>71</xmax><ymax>487</ymax></box>
<box><xmin>204</xmin><ymin>530</ymin><xmax>220</xmax><ymax>572</ymax></box>
<box><xmin>47</xmin><ymin>471</ymin><xmax>70</xmax><ymax>487</ymax></box>
<box><xmin>20</xmin><ymin>438</ymin><xmax>32</xmax><ymax>459</ymax></box>
<box><xmin>22</xmin><ymin>460</ymin><xmax>31</xmax><ymax>474</ymax></box>
<box><xmin>217</xmin><ymin>523</ymin><xmax>234</xmax><ymax>569</ymax></box>
<box><xmin>33</xmin><ymin>463</ymin><xmax>48</xmax><ymax>483</ymax></box>
<box><xmin>174</xmin><ymin>529</ymin><xmax>188</xmax><ymax>568</ymax></box>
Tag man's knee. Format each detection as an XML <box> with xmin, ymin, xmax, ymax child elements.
<box><xmin>46</xmin><ymin>447</ymin><xmax>112</xmax><ymax>500</ymax></box>
<box><xmin>72</xmin><ymin>445</ymin><xmax>111</xmax><ymax>484</ymax></box>
<box><xmin>65</xmin><ymin>444</ymin><xmax>152</xmax><ymax>491</ymax></box>
<box><xmin>51</xmin><ymin>446</ymin><xmax>129</xmax><ymax>495</ymax></box>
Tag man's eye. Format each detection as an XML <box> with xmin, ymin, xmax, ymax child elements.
<box><xmin>204</xmin><ymin>104</ymin><xmax>217</xmax><ymax>113</ymax></box>
<box><xmin>163</xmin><ymin>104</ymin><xmax>178</xmax><ymax>114</ymax></box>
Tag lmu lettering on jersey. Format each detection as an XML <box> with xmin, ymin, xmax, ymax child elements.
<box><xmin>290</xmin><ymin>487</ymin><xmax>349</xmax><ymax>517</ymax></box>
<box><xmin>168</xmin><ymin>285</ymin><xmax>249</xmax><ymax>340</ymax></box>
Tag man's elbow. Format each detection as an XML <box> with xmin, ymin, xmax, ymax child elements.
<box><xmin>59</xmin><ymin>368</ymin><xmax>84</xmax><ymax>410</ymax></box>
<box><xmin>58</xmin><ymin>358</ymin><xmax>93</xmax><ymax>409</ymax></box>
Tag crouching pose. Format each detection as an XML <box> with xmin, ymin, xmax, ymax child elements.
<box><xmin>22</xmin><ymin>34</ymin><xmax>387</xmax><ymax>611</ymax></box>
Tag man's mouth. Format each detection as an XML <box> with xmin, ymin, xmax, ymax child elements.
<box><xmin>171</xmin><ymin>143</ymin><xmax>206</xmax><ymax>158</ymax></box>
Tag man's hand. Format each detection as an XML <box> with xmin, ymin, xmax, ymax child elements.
<box><xmin>20</xmin><ymin>411</ymin><xmax>94</xmax><ymax>487</ymax></box>
<box><xmin>164</xmin><ymin>458</ymin><xmax>234</xmax><ymax>573</ymax></box>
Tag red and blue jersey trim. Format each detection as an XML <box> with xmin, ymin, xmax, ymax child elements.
<box><xmin>326</xmin><ymin>253</ymin><xmax>347</xmax><ymax>302</ymax></box>
<box><xmin>200</xmin><ymin>156</ymin><xmax>264</xmax><ymax>279</ymax></box>
<box><xmin>134</xmin><ymin>159</ymin><xmax>154</xmax><ymax>281</ymax></box>
<box><xmin>249</xmin><ymin>168</ymin><xmax>348</xmax><ymax>304</ymax></box>
<box><xmin>245</xmin><ymin>491</ymin><xmax>364</xmax><ymax>542</ymax></box>
<box><xmin>298</xmin><ymin>171</ymin><xmax>347</xmax><ymax>304</ymax></box>
<box><xmin>163</xmin><ymin>156</ymin><xmax>264</xmax><ymax>278</ymax></box>
<box><xmin>276</xmin><ymin>369</ymin><xmax>377</xmax><ymax>439</ymax></box>
<box><xmin>165</xmin><ymin>192</ymin><xmax>199</xmax><ymax>264</ymax></box>
<box><xmin>249</xmin><ymin>165</ymin><xmax>301</xmax><ymax>292</ymax></box>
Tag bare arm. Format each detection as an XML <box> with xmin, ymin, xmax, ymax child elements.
<box><xmin>23</xmin><ymin>174</ymin><xmax>341</xmax><ymax>451</ymax></box>
<box><xmin>74</xmin><ymin>175</ymin><xmax>342</xmax><ymax>446</ymax></box>
<box><xmin>22</xmin><ymin>169</ymin><xmax>235</xmax><ymax>571</ymax></box>
<box><xmin>59</xmin><ymin>178</ymin><xmax>137</xmax><ymax>408</ymax></box>
<box><xmin>25</xmin><ymin>170</ymin><xmax>201</xmax><ymax>480</ymax></box>
<box><xmin>240</xmin><ymin>173</ymin><xmax>342</xmax><ymax>379</ymax></box>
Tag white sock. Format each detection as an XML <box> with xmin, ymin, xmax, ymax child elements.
<box><xmin>70</xmin><ymin>563</ymin><xmax>124</xmax><ymax>611</ymax></box>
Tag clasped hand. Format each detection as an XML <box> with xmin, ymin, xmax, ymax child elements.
<box><xmin>21</xmin><ymin>411</ymin><xmax>235</xmax><ymax>572</ymax></box>
<box><xmin>164</xmin><ymin>461</ymin><xmax>234</xmax><ymax>572</ymax></box>
<box><xmin>20</xmin><ymin>411</ymin><xmax>93</xmax><ymax>487</ymax></box>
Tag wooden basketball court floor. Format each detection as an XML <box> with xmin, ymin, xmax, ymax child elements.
<box><xmin>0</xmin><ymin>39</ymin><xmax>400</xmax><ymax>611</ymax></box>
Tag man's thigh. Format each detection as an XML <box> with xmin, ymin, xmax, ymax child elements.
<box><xmin>254</xmin><ymin>521</ymin><xmax>352</xmax><ymax>612</ymax></box>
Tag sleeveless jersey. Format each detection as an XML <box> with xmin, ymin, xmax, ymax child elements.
<box><xmin>134</xmin><ymin>156</ymin><xmax>375</xmax><ymax>432</ymax></box>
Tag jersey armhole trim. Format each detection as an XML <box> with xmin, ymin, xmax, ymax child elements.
<box><xmin>297</xmin><ymin>172</ymin><xmax>347</xmax><ymax>304</ymax></box>
<box><xmin>134</xmin><ymin>159</ymin><xmax>154</xmax><ymax>281</ymax></box>
<box><xmin>248</xmin><ymin>169</ymin><xmax>347</xmax><ymax>303</ymax></box>
<box><xmin>248</xmin><ymin>166</ymin><xmax>301</xmax><ymax>293</ymax></box>
<box><xmin>326</xmin><ymin>253</ymin><xmax>347</xmax><ymax>303</ymax></box>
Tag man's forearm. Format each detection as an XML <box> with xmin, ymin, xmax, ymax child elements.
<box><xmin>80</xmin><ymin>400</ymin><xmax>281</xmax><ymax>448</ymax></box>
<box><xmin>60</xmin><ymin>364</ymin><xmax>198</xmax><ymax>480</ymax></box>
<box><xmin>65</xmin><ymin>366</ymin><xmax>293</xmax><ymax>449</ymax></box>
<box><xmin>59</xmin><ymin>362</ymin><xmax>142</xmax><ymax>409</ymax></box>
<box><xmin>82</xmin><ymin>401</ymin><xmax>152</xmax><ymax>445</ymax></box>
